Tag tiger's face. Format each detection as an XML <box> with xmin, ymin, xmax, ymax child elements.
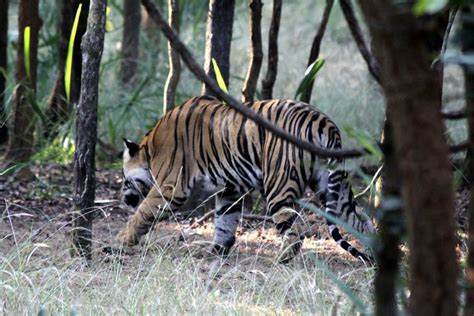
<box><xmin>122</xmin><ymin>139</ymin><xmax>153</xmax><ymax>209</ymax></box>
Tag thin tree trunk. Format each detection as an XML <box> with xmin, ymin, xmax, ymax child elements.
<box><xmin>241</xmin><ymin>0</ymin><xmax>263</xmax><ymax>103</ymax></box>
<box><xmin>360</xmin><ymin>2</ymin><xmax>457</xmax><ymax>315</ymax></box>
<box><xmin>201</xmin><ymin>0</ymin><xmax>235</xmax><ymax>97</ymax></box>
<box><xmin>260</xmin><ymin>0</ymin><xmax>281</xmax><ymax>100</ymax></box>
<box><xmin>72</xmin><ymin>0</ymin><xmax>107</xmax><ymax>260</ymax></box>
<box><xmin>300</xmin><ymin>0</ymin><xmax>334</xmax><ymax>103</ymax></box>
<box><xmin>463</xmin><ymin>5</ymin><xmax>474</xmax><ymax>316</ymax></box>
<box><xmin>339</xmin><ymin>0</ymin><xmax>380</xmax><ymax>84</ymax></box>
<box><xmin>45</xmin><ymin>0</ymin><xmax>89</xmax><ymax>139</ymax></box>
<box><xmin>374</xmin><ymin>114</ymin><xmax>403</xmax><ymax>316</ymax></box>
<box><xmin>4</xmin><ymin>0</ymin><xmax>42</xmax><ymax>173</ymax></box>
<box><xmin>120</xmin><ymin>0</ymin><xmax>141</xmax><ymax>84</ymax></box>
<box><xmin>163</xmin><ymin>0</ymin><xmax>180</xmax><ymax>112</ymax></box>
<box><xmin>0</xmin><ymin>0</ymin><xmax>8</xmax><ymax>145</ymax></box>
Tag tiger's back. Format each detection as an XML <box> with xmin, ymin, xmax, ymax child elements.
<box><xmin>120</xmin><ymin>96</ymin><xmax>373</xmax><ymax>262</ymax></box>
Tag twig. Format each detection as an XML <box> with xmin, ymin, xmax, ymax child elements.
<box><xmin>163</xmin><ymin>0</ymin><xmax>180</xmax><ymax>111</ymax></box>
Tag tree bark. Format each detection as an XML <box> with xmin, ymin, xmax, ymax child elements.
<box><xmin>260</xmin><ymin>0</ymin><xmax>281</xmax><ymax>100</ymax></box>
<box><xmin>72</xmin><ymin>0</ymin><xmax>107</xmax><ymax>260</ymax></box>
<box><xmin>45</xmin><ymin>0</ymin><xmax>89</xmax><ymax>139</ymax></box>
<box><xmin>300</xmin><ymin>0</ymin><xmax>334</xmax><ymax>103</ymax></box>
<box><xmin>0</xmin><ymin>0</ymin><xmax>8</xmax><ymax>145</ymax></box>
<box><xmin>163</xmin><ymin>0</ymin><xmax>180</xmax><ymax>112</ymax></box>
<box><xmin>374</xmin><ymin>113</ymin><xmax>403</xmax><ymax>316</ymax></box>
<box><xmin>339</xmin><ymin>0</ymin><xmax>380</xmax><ymax>84</ymax></box>
<box><xmin>463</xmin><ymin>5</ymin><xmax>474</xmax><ymax>316</ymax></box>
<box><xmin>4</xmin><ymin>0</ymin><xmax>42</xmax><ymax>170</ymax></box>
<box><xmin>241</xmin><ymin>0</ymin><xmax>263</xmax><ymax>103</ymax></box>
<box><xmin>120</xmin><ymin>0</ymin><xmax>141</xmax><ymax>85</ymax></box>
<box><xmin>201</xmin><ymin>0</ymin><xmax>235</xmax><ymax>97</ymax></box>
<box><xmin>359</xmin><ymin>2</ymin><xmax>457</xmax><ymax>315</ymax></box>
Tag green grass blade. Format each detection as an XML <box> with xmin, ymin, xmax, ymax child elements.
<box><xmin>23</xmin><ymin>26</ymin><xmax>31</xmax><ymax>79</ymax></box>
<box><xmin>211</xmin><ymin>58</ymin><xmax>229</xmax><ymax>93</ymax></box>
<box><xmin>295</xmin><ymin>58</ymin><xmax>325</xmax><ymax>100</ymax></box>
<box><xmin>307</xmin><ymin>253</ymin><xmax>372</xmax><ymax>315</ymax></box>
<box><xmin>65</xmin><ymin>4</ymin><xmax>83</xmax><ymax>102</ymax></box>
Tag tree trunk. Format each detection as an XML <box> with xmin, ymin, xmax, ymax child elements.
<box><xmin>120</xmin><ymin>0</ymin><xmax>141</xmax><ymax>85</ymax></box>
<box><xmin>241</xmin><ymin>0</ymin><xmax>263</xmax><ymax>103</ymax></box>
<box><xmin>463</xmin><ymin>5</ymin><xmax>474</xmax><ymax>316</ymax></box>
<box><xmin>340</xmin><ymin>0</ymin><xmax>380</xmax><ymax>84</ymax></box>
<box><xmin>374</xmin><ymin>113</ymin><xmax>403</xmax><ymax>316</ymax></box>
<box><xmin>300</xmin><ymin>0</ymin><xmax>334</xmax><ymax>103</ymax></box>
<box><xmin>359</xmin><ymin>2</ymin><xmax>457</xmax><ymax>315</ymax></box>
<box><xmin>163</xmin><ymin>0</ymin><xmax>180</xmax><ymax>112</ymax></box>
<box><xmin>72</xmin><ymin>0</ymin><xmax>107</xmax><ymax>260</ymax></box>
<box><xmin>4</xmin><ymin>0</ymin><xmax>42</xmax><ymax>172</ymax></box>
<box><xmin>45</xmin><ymin>0</ymin><xmax>89</xmax><ymax>139</ymax></box>
<box><xmin>0</xmin><ymin>0</ymin><xmax>8</xmax><ymax>145</ymax></box>
<box><xmin>260</xmin><ymin>0</ymin><xmax>281</xmax><ymax>100</ymax></box>
<box><xmin>201</xmin><ymin>0</ymin><xmax>235</xmax><ymax>97</ymax></box>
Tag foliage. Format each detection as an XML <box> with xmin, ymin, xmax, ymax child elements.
<box><xmin>23</xmin><ymin>26</ymin><xmax>30</xmax><ymax>79</ymax></box>
<box><xmin>65</xmin><ymin>4</ymin><xmax>82</xmax><ymax>102</ymax></box>
<box><xmin>211</xmin><ymin>58</ymin><xmax>229</xmax><ymax>93</ymax></box>
<box><xmin>295</xmin><ymin>58</ymin><xmax>325</xmax><ymax>101</ymax></box>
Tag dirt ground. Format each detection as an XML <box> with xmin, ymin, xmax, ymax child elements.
<box><xmin>0</xmin><ymin>162</ymin><xmax>386</xmax><ymax>272</ymax></box>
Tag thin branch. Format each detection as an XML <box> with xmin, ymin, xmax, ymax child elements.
<box><xmin>140</xmin><ymin>0</ymin><xmax>468</xmax><ymax>159</ymax></box>
<box><xmin>440</xmin><ymin>8</ymin><xmax>458</xmax><ymax>60</ymax></box>
<box><xmin>163</xmin><ymin>0</ymin><xmax>180</xmax><ymax>111</ymax></box>
<box><xmin>300</xmin><ymin>0</ymin><xmax>334</xmax><ymax>103</ymax></box>
<box><xmin>241</xmin><ymin>0</ymin><xmax>263</xmax><ymax>103</ymax></box>
<box><xmin>261</xmin><ymin>0</ymin><xmax>282</xmax><ymax>100</ymax></box>
<box><xmin>339</xmin><ymin>0</ymin><xmax>381</xmax><ymax>84</ymax></box>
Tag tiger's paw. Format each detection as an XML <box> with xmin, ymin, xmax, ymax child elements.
<box><xmin>277</xmin><ymin>233</ymin><xmax>303</xmax><ymax>264</ymax></box>
<box><xmin>116</xmin><ymin>228</ymin><xmax>140</xmax><ymax>247</ymax></box>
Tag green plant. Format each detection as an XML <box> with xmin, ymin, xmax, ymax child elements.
<box><xmin>211</xmin><ymin>58</ymin><xmax>229</xmax><ymax>93</ymax></box>
<box><xmin>65</xmin><ymin>4</ymin><xmax>83</xmax><ymax>102</ymax></box>
<box><xmin>295</xmin><ymin>58</ymin><xmax>325</xmax><ymax>101</ymax></box>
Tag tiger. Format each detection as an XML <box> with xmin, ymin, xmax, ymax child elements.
<box><xmin>117</xmin><ymin>95</ymin><xmax>375</xmax><ymax>263</ymax></box>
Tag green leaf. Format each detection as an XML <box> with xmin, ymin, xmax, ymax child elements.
<box><xmin>414</xmin><ymin>0</ymin><xmax>448</xmax><ymax>15</ymax></box>
<box><xmin>295</xmin><ymin>58</ymin><xmax>325</xmax><ymax>101</ymax></box>
<box><xmin>211</xmin><ymin>58</ymin><xmax>229</xmax><ymax>93</ymax></box>
<box><xmin>65</xmin><ymin>4</ymin><xmax>83</xmax><ymax>102</ymax></box>
<box><xmin>23</xmin><ymin>26</ymin><xmax>31</xmax><ymax>79</ymax></box>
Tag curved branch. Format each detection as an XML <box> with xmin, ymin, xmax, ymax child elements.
<box><xmin>300</xmin><ymin>0</ymin><xmax>334</xmax><ymax>103</ymax></box>
<box><xmin>339</xmin><ymin>0</ymin><xmax>381</xmax><ymax>84</ymax></box>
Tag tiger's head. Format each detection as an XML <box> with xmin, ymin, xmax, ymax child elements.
<box><xmin>122</xmin><ymin>139</ymin><xmax>153</xmax><ymax>210</ymax></box>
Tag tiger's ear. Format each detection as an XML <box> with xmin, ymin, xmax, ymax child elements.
<box><xmin>123</xmin><ymin>138</ymin><xmax>140</xmax><ymax>157</ymax></box>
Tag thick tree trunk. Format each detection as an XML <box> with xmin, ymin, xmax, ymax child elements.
<box><xmin>4</xmin><ymin>0</ymin><xmax>42</xmax><ymax>170</ymax></box>
<box><xmin>72</xmin><ymin>0</ymin><xmax>107</xmax><ymax>260</ymax></box>
<box><xmin>163</xmin><ymin>0</ymin><xmax>180</xmax><ymax>112</ymax></box>
<box><xmin>374</xmin><ymin>114</ymin><xmax>403</xmax><ymax>316</ymax></box>
<box><xmin>463</xmin><ymin>5</ymin><xmax>474</xmax><ymax>316</ymax></box>
<box><xmin>120</xmin><ymin>0</ymin><xmax>141</xmax><ymax>84</ymax></box>
<box><xmin>359</xmin><ymin>2</ymin><xmax>457</xmax><ymax>315</ymax></box>
<box><xmin>241</xmin><ymin>0</ymin><xmax>263</xmax><ymax>103</ymax></box>
<box><xmin>260</xmin><ymin>0</ymin><xmax>281</xmax><ymax>100</ymax></box>
<box><xmin>0</xmin><ymin>0</ymin><xmax>8</xmax><ymax>145</ymax></box>
<box><xmin>45</xmin><ymin>0</ymin><xmax>89</xmax><ymax>139</ymax></box>
<box><xmin>300</xmin><ymin>0</ymin><xmax>334</xmax><ymax>103</ymax></box>
<box><xmin>201</xmin><ymin>0</ymin><xmax>235</xmax><ymax>97</ymax></box>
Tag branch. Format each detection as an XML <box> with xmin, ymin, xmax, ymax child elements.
<box><xmin>261</xmin><ymin>0</ymin><xmax>282</xmax><ymax>100</ymax></box>
<box><xmin>300</xmin><ymin>0</ymin><xmax>334</xmax><ymax>103</ymax></box>
<box><xmin>163</xmin><ymin>0</ymin><xmax>181</xmax><ymax>111</ymax></box>
<box><xmin>141</xmin><ymin>0</ymin><xmax>367</xmax><ymax>159</ymax></box>
<box><xmin>339</xmin><ymin>0</ymin><xmax>381</xmax><ymax>84</ymax></box>
<box><xmin>241</xmin><ymin>0</ymin><xmax>263</xmax><ymax>103</ymax></box>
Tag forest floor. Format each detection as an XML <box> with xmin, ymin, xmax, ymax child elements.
<box><xmin>0</xmin><ymin>162</ymin><xmax>469</xmax><ymax>314</ymax></box>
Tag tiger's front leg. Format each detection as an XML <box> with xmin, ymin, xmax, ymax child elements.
<box><xmin>117</xmin><ymin>187</ymin><xmax>183</xmax><ymax>246</ymax></box>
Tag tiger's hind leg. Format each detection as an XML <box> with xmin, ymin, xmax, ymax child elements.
<box><xmin>210</xmin><ymin>188</ymin><xmax>245</xmax><ymax>256</ymax></box>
